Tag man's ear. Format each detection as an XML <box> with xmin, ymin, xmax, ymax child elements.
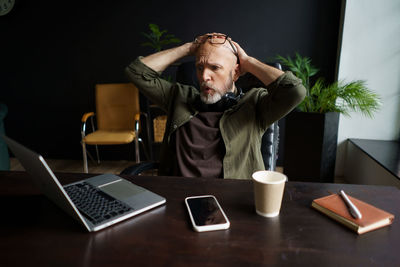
<box><xmin>233</xmin><ymin>63</ymin><xmax>240</xmax><ymax>81</ymax></box>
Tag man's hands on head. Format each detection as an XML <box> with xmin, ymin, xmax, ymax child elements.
<box><xmin>231</xmin><ymin>40</ymin><xmax>284</xmax><ymax>86</ymax></box>
<box><xmin>140</xmin><ymin>32</ymin><xmax>282</xmax><ymax>86</ymax></box>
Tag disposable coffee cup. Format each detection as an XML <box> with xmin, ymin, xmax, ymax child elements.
<box><xmin>252</xmin><ymin>170</ymin><xmax>287</xmax><ymax>217</ymax></box>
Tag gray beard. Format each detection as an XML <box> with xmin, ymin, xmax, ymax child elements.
<box><xmin>200</xmin><ymin>73</ymin><xmax>235</xmax><ymax>104</ymax></box>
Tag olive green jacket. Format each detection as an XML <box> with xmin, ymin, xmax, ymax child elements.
<box><xmin>125</xmin><ymin>57</ymin><xmax>306</xmax><ymax>179</ymax></box>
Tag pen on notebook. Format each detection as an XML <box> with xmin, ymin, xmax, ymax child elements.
<box><xmin>340</xmin><ymin>190</ymin><xmax>362</xmax><ymax>219</ymax></box>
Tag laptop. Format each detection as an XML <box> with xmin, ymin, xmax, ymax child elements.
<box><xmin>4</xmin><ymin>135</ymin><xmax>166</xmax><ymax>232</ymax></box>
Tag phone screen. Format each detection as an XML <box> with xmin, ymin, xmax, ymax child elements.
<box><xmin>186</xmin><ymin>196</ymin><xmax>228</xmax><ymax>226</ymax></box>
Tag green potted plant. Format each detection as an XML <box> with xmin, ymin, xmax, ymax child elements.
<box><xmin>141</xmin><ymin>23</ymin><xmax>181</xmax><ymax>82</ymax></box>
<box><xmin>276</xmin><ymin>53</ymin><xmax>380</xmax><ymax>116</ymax></box>
<box><xmin>141</xmin><ymin>23</ymin><xmax>181</xmax><ymax>52</ymax></box>
<box><xmin>276</xmin><ymin>53</ymin><xmax>381</xmax><ymax>183</ymax></box>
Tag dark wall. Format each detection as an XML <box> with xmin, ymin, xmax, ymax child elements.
<box><xmin>1</xmin><ymin>0</ymin><xmax>342</xmax><ymax>162</ymax></box>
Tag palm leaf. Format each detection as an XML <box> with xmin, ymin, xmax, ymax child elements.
<box><xmin>149</xmin><ymin>24</ymin><xmax>160</xmax><ymax>35</ymax></box>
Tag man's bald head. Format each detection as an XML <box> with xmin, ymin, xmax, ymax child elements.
<box><xmin>195</xmin><ymin>42</ymin><xmax>237</xmax><ymax>68</ymax></box>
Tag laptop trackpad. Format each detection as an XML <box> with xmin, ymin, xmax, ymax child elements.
<box><xmin>100</xmin><ymin>180</ymin><xmax>145</xmax><ymax>199</ymax></box>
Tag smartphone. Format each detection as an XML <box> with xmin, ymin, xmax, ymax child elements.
<box><xmin>185</xmin><ymin>195</ymin><xmax>230</xmax><ymax>232</ymax></box>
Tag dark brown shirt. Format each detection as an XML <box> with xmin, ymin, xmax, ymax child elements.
<box><xmin>174</xmin><ymin>112</ymin><xmax>225</xmax><ymax>178</ymax></box>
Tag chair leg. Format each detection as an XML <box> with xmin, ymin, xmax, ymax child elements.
<box><xmin>81</xmin><ymin>141</ymin><xmax>89</xmax><ymax>173</ymax></box>
<box><xmin>86</xmin><ymin>149</ymin><xmax>97</xmax><ymax>163</ymax></box>
<box><xmin>95</xmin><ymin>145</ymin><xmax>100</xmax><ymax>164</ymax></box>
<box><xmin>134</xmin><ymin>137</ymin><xmax>140</xmax><ymax>163</ymax></box>
<box><xmin>139</xmin><ymin>138</ymin><xmax>149</xmax><ymax>160</ymax></box>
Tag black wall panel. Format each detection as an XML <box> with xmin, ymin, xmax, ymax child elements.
<box><xmin>1</xmin><ymin>0</ymin><xmax>342</xmax><ymax>162</ymax></box>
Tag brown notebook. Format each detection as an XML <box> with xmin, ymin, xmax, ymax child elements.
<box><xmin>312</xmin><ymin>193</ymin><xmax>395</xmax><ymax>234</ymax></box>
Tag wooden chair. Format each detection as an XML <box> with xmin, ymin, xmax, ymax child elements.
<box><xmin>81</xmin><ymin>83</ymin><xmax>147</xmax><ymax>173</ymax></box>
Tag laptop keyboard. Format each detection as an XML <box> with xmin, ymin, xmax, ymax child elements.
<box><xmin>64</xmin><ymin>182</ymin><xmax>133</xmax><ymax>225</ymax></box>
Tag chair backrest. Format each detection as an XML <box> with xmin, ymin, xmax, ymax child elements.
<box><xmin>95</xmin><ymin>83</ymin><xmax>140</xmax><ymax>131</ymax></box>
<box><xmin>261</xmin><ymin>122</ymin><xmax>279</xmax><ymax>171</ymax></box>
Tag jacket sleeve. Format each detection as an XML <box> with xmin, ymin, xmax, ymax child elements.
<box><xmin>125</xmin><ymin>57</ymin><xmax>174</xmax><ymax>111</ymax></box>
<box><xmin>256</xmin><ymin>71</ymin><xmax>306</xmax><ymax>129</ymax></box>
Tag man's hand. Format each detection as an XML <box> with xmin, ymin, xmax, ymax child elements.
<box><xmin>187</xmin><ymin>41</ymin><xmax>200</xmax><ymax>56</ymax></box>
<box><xmin>231</xmin><ymin>40</ymin><xmax>284</xmax><ymax>86</ymax></box>
<box><xmin>231</xmin><ymin>41</ymin><xmax>251</xmax><ymax>76</ymax></box>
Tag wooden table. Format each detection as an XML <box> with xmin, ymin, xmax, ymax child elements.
<box><xmin>1</xmin><ymin>171</ymin><xmax>399</xmax><ymax>266</ymax></box>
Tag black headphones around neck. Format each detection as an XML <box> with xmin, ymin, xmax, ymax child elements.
<box><xmin>195</xmin><ymin>87</ymin><xmax>244</xmax><ymax>112</ymax></box>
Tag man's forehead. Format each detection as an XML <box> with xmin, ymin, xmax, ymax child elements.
<box><xmin>197</xmin><ymin>42</ymin><xmax>232</xmax><ymax>54</ymax></box>
<box><xmin>196</xmin><ymin>43</ymin><xmax>236</xmax><ymax>63</ymax></box>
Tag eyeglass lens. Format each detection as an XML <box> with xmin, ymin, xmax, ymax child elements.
<box><xmin>208</xmin><ymin>35</ymin><xmax>227</xmax><ymax>44</ymax></box>
<box><xmin>194</xmin><ymin>34</ymin><xmax>238</xmax><ymax>59</ymax></box>
<box><xmin>195</xmin><ymin>34</ymin><xmax>226</xmax><ymax>44</ymax></box>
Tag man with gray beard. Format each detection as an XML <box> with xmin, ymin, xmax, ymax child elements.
<box><xmin>125</xmin><ymin>33</ymin><xmax>305</xmax><ymax>179</ymax></box>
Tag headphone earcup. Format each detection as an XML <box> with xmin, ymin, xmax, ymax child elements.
<box><xmin>221</xmin><ymin>87</ymin><xmax>243</xmax><ymax>107</ymax></box>
<box><xmin>220</xmin><ymin>92</ymin><xmax>239</xmax><ymax>107</ymax></box>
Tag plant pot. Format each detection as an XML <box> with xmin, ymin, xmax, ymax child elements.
<box><xmin>283</xmin><ymin>111</ymin><xmax>339</xmax><ymax>183</ymax></box>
